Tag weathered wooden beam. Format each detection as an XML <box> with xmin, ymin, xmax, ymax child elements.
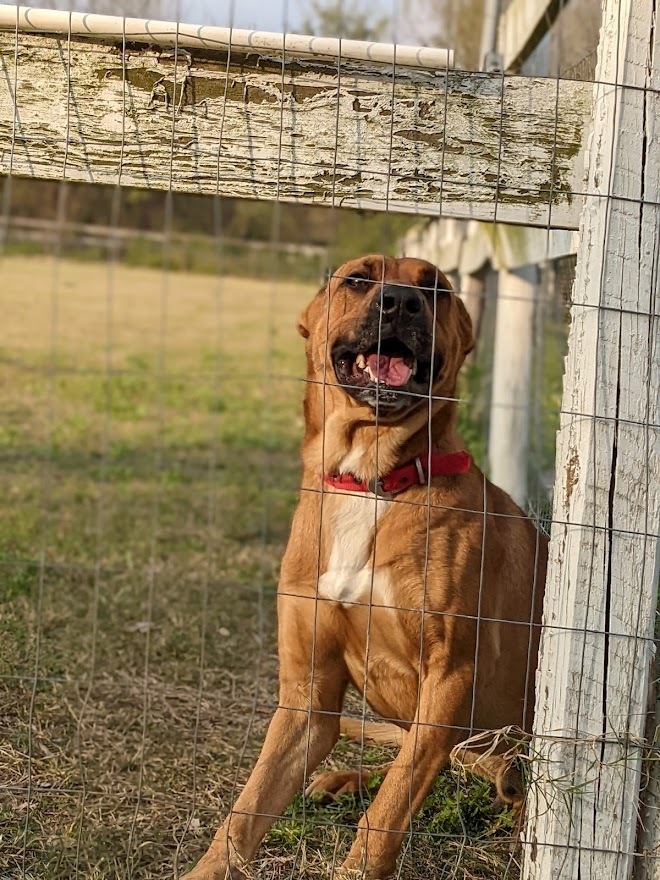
<box><xmin>0</xmin><ymin>27</ymin><xmax>592</xmax><ymax>228</ymax></box>
<box><xmin>523</xmin><ymin>0</ymin><xmax>660</xmax><ymax>876</ymax></box>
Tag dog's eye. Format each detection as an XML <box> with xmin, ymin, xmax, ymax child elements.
<box><xmin>344</xmin><ymin>274</ymin><xmax>371</xmax><ymax>292</ymax></box>
<box><xmin>419</xmin><ymin>271</ymin><xmax>450</xmax><ymax>296</ymax></box>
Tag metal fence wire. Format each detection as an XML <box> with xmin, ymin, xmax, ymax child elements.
<box><xmin>0</xmin><ymin>2</ymin><xmax>658</xmax><ymax>880</ymax></box>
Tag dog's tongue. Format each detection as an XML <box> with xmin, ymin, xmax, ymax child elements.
<box><xmin>367</xmin><ymin>353</ymin><xmax>412</xmax><ymax>387</ymax></box>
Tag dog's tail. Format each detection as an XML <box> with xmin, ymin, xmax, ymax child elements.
<box><xmin>339</xmin><ymin>715</ymin><xmax>404</xmax><ymax>747</ymax></box>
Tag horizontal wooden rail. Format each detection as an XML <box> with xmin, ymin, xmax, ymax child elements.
<box><xmin>0</xmin><ymin>23</ymin><xmax>592</xmax><ymax>228</ymax></box>
<box><xmin>1</xmin><ymin>215</ymin><xmax>329</xmax><ymax>257</ymax></box>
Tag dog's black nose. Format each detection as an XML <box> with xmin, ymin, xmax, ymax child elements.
<box><xmin>378</xmin><ymin>284</ymin><xmax>424</xmax><ymax>320</ymax></box>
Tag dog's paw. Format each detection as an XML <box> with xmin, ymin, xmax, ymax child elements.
<box><xmin>180</xmin><ymin>865</ymin><xmax>246</xmax><ymax>880</ymax></box>
<box><xmin>305</xmin><ymin>768</ymin><xmax>373</xmax><ymax>799</ymax></box>
<box><xmin>334</xmin><ymin>868</ymin><xmax>374</xmax><ymax>880</ymax></box>
<box><xmin>340</xmin><ymin>851</ymin><xmax>395</xmax><ymax>879</ymax></box>
<box><xmin>179</xmin><ymin>841</ymin><xmax>247</xmax><ymax>880</ymax></box>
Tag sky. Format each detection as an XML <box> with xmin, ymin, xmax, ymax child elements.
<box><xmin>182</xmin><ymin>0</ymin><xmax>395</xmax><ymax>34</ymax></box>
<box><xmin>43</xmin><ymin>0</ymin><xmax>409</xmax><ymax>41</ymax></box>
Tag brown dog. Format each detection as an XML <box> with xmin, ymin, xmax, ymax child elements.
<box><xmin>183</xmin><ymin>255</ymin><xmax>547</xmax><ymax>880</ymax></box>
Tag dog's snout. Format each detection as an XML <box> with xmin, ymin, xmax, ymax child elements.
<box><xmin>377</xmin><ymin>285</ymin><xmax>424</xmax><ymax>321</ymax></box>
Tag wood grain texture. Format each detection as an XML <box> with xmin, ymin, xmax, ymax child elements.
<box><xmin>523</xmin><ymin>1</ymin><xmax>660</xmax><ymax>877</ymax></box>
<box><xmin>0</xmin><ymin>31</ymin><xmax>591</xmax><ymax>227</ymax></box>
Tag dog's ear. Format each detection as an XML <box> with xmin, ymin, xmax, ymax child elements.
<box><xmin>297</xmin><ymin>284</ymin><xmax>328</xmax><ymax>339</ymax></box>
<box><xmin>455</xmin><ymin>296</ymin><xmax>475</xmax><ymax>357</ymax></box>
<box><xmin>297</xmin><ymin>305</ymin><xmax>311</xmax><ymax>339</ymax></box>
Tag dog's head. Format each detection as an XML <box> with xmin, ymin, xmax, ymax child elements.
<box><xmin>298</xmin><ymin>255</ymin><xmax>474</xmax><ymax>419</ymax></box>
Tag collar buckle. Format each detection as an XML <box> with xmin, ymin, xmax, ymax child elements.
<box><xmin>414</xmin><ymin>456</ymin><xmax>427</xmax><ymax>485</ymax></box>
<box><xmin>367</xmin><ymin>476</ymin><xmax>394</xmax><ymax>500</ymax></box>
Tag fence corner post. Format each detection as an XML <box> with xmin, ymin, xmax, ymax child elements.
<box><xmin>523</xmin><ymin>1</ymin><xmax>660</xmax><ymax>877</ymax></box>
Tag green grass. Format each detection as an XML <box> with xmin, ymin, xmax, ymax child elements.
<box><xmin>0</xmin><ymin>256</ymin><xmax>523</xmax><ymax>880</ymax></box>
<box><xmin>260</xmin><ymin>768</ymin><xmax>517</xmax><ymax>879</ymax></box>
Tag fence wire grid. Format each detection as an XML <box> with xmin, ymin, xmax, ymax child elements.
<box><xmin>0</xmin><ymin>2</ymin><xmax>659</xmax><ymax>880</ymax></box>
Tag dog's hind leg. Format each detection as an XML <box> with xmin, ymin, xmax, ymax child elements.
<box><xmin>304</xmin><ymin>716</ymin><xmax>399</xmax><ymax>800</ymax></box>
<box><xmin>306</xmin><ymin>766</ymin><xmax>386</xmax><ymax>799</ymax></box>
<box><xmin>310</xmin><ymin>716</ymin><xmax>524</xmax><ymax>815</ymax></box>
<box><xmin>339</xmin><ymin>715</ymin><xmax>404</xmax><ymax>747</ymax></box>
<box><xmin>452</xmin><ymin>748</ymin><xmax>525</xmax><ymax>813</ymax></box>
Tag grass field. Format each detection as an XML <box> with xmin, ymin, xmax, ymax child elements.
<box><xmin>1</xmin><ymin>256</ymin><xmax>522</xmax><ymax>879</ymax></box>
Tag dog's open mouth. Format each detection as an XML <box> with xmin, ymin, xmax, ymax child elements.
<box><xmin>333</xmin><ymin>338</ymin><xmax>431</xmax><ymax>392</ymax></box>
<box><xmin>331</xmin><ymin>330</ymin><xmax>442</xmax><ymax>413</ymax></box>
<box><xmin>355</xmin><ymin>339</ymin><xmax>415</xmax><ymax>387</ymax></box>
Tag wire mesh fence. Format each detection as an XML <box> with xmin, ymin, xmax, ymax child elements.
<box><xmin>0</xmin><ymin>2</ymin><xmax>658</xmax><ymax>880</ymax></box>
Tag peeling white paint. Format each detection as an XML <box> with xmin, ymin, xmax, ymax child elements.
<box><xmin>0</xmin><ymin>31</ymin><xmax>591</xmax><ymax>226</ymax></box>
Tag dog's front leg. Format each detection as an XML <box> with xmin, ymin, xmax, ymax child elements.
<box><xmin>342</xmin><ymin>663</ymin><xmax>473</xmax><ymax>879</ymax></box>
<box><xmin>182</xmin><ymin>593</ymin><xmax>347</xmax><ymax>880</ymax></box>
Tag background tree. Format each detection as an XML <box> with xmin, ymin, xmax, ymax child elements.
<box><xmin>402</xmin><ymin>0</ymin><xmax>485</xmax><ymax>69</ymax></box>
<box><xmin>35</xmin><ymin>0</ymin><xmax>173</xmax><ymax>16</ymax></box>
<box><xmin>301</xmin><ymin>0</ymin><xmax>388</xmax><ymax>41</ymax></box>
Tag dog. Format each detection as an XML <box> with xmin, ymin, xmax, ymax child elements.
<box><xmin>183</xmin><ymin>255</ymin><xmax>547</xmax><ymax>880</ymax></box>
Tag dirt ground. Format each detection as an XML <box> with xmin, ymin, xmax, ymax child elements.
<box><xmin>0</xmin><ymin>256</ymin><xmax>520</xmax><ymax>879</ymax></box>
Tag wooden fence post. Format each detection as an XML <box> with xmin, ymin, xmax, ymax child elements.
<box><xmin>523</xmin><ymin>1</ymin><xmax>660</xmax><ymax>878</ymax></box>
<box><xmin>459</xmin><ymin>271</ymin><xmax>486</xmax><ymax>345</ymax></box>
<box><xmin>488</xmin><ymin>264</ymin><xmax>536</xmax><ymax>507</ymax></box>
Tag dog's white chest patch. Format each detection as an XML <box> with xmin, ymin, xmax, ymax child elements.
<box><xmin>318</xmin><ymin>492</ymin><xmax>391</xmax><ymax>607</ymax></box>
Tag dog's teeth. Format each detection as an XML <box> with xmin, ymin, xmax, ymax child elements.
<box><xmin>365</xmin><ymin>366</ymin><xmax>379</xmax><ymax>383</ymax></box>
<box><xmin>412</xmin><ymin>359</ymin><xmax>417</xmax><ymax>374</ymax></box>
<box><xmin>356</xmin><ymin>354</ymin><xmax>366</xmax><ymax>370</ymax></box>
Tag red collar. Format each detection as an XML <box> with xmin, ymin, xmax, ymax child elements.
<box><xmin>324</xmin><ymin>450</ymin><xmax>471</xmax><ymax>498</ymax></box>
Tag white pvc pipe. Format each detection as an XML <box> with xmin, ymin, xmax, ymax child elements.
<box><xmin>0</xmin><ymin>5</ymin><xmax>454</xmax><ymax>69</ymax></box>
